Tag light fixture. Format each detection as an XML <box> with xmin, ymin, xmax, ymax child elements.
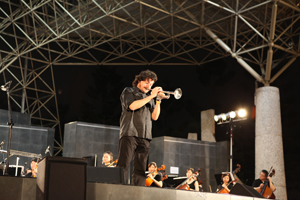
<box><xmin>214</xmin><ymin>115</ymin><xmax>219</xmax><ymax>122</ymax></box>
<box><xmin>221</xmin><ymin>114</ymin><xmax>226</xmax><ymax>121</ymax></box>
<box><xmin>229</xmin><ymin>111</ymin><xmax>236</xmax><ymax>119</ymax></box>
<box><xmin>214</xmin><ymin>109</ymin><xmax>247</xmax><ymax>124</ymax></box>
<box><xmin>214</xmin><ymin>108</ymin><xmax>247</xmax><ymax>173</ymax></box>
<box><xmin>238</xmin><ymin>109</ymin><xmax>246</xmax><ymax>117</ymax></box>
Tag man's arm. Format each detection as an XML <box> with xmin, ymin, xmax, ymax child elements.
<box><xmin>129</xmin><ymin>87</ymin><xmax>161</xmax><ymax>111</ymax></box>
<box><xmin>268</xmin><ymin>177</ymin><xmax>276</xmax><ymax>192</ymax></box>
<box><xmin>252</xmin><ymin>179</ymin><xmax>261</xmax><ymax>190</ymax></box>
<box><xmin>152</xmin><ymin>101</ymin><xmax>160</xmax><ymax>121</ymax></box>
<box><xmin>194</xmin><ymin>181</ymin><xmax>199</xmax><ymax>191</ymax></box>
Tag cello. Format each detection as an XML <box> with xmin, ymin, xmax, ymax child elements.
<box><xmin>145</xmin><ymin>164</ymin><xmax>165</xmax><ymax>186</ymax></box>
<box><xmin>175</xmin><ymin>168</ymin><xmax>201</xmax><ymax>190</ymax></box>
<box><xmin>217</xmin><ymin>178</ymin><xmax>239</xmax><ymax>194</ymax></box>
<box><xmin>217</xmin><ymin>164</ymin><xmax>241</xmax><ymax>194</ymax></box>
<box><xmin>256</xmin><ymin>168</ymin><xmax>276</xmax><ymax>199</ymax></box>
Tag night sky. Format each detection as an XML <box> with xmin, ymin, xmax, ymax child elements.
<box><xmin>53</xmin><ymin>56</ymin><xmax>300</xmax><ymax>199</ymax></box>
<box><xmin>0</xmin><ymin>55</ymin><xmax>298</xmax><ymax>198</ymax></box>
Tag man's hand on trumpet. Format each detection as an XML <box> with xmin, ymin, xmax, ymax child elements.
<box><xmin>156</xmin><ymin>90</ymin><xmax>169</xmax><ymax>101</ymax></box>
<box><xmin>150</xmin><ymin>87</ymin><xmax>162</xmax><ymax>98</ymax></box>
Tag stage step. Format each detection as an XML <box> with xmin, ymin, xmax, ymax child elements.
<box><xmin>0</xmin><ymin>176</ymin><xmax>273</xmax><ymax>200</ymax></box>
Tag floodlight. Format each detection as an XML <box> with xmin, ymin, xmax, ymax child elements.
<box><xmin>238</xmin><ymin>109</ymin><xmax>246</xmax><ymax>117</ymax></box>
<box><xmin>229</xmin><ymin>111</ymin><xmax>236</xmax><ymax>119</ymax></box>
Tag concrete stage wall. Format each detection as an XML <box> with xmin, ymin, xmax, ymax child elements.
<box><xmin>0</xmin><ymin>176</ymin><xmax>273</xmax><ymax>200</ymax></box>
<box><xmin>63</xmin><ymin>121</ymin><xmax>120</xmax><ymax>165</ymax></box>
<box><xmin>149</xmin><ymin>136</ymin><xmax>229</xmax><ymax>192</ymax></box>
<box><xmin>63</xmin><ymin>122</ymin><xmax>230</xmax><ymax>189</ymax></box>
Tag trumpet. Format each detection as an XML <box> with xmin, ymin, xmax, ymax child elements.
<box><xmin>151</xmin><ymin>88</ymin><xmax>182</xmax><ymax>99</ymax></box>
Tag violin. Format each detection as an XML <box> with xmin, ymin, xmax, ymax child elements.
<box><xmin>145</xmin><ymin>164</ymin><xmax>165</xmax><ymax>186</ymax></box>
<box><xmin>175</xmin><ymin>168</ymin><xmax>201</xmax><ymax>190</ymax></box>
<box><xmin>217</xmin><ymin>178</ymin><xmax>239</xmax><ymax>194</ymax></box>
<box><xmin>107</xmin><ymin>159</ymin><xmax>118</xmax><ymax>167</ymax></box>
<box><xmin>256</xmin><ymin>168</ymin><xmax>276</xmax><ymax>199</ymax></box>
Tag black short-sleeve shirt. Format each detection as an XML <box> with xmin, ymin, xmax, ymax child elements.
<box><xmin>187</xmin><ymin>180</ymin><xmax>197</xmax><ymax>190</ymax></box>
<box><xmin>119</xmin><ymin>87</ymin><xmax>155</xmax><ymax>140</ymax></box>
<box><xmin>150</xmin><ymin>174</ymin><xmax>162</xmax><ymax>187</ymax></box>
<box><xmin>252</xmin><ymin>179</ymin><xmax>271</xmax><ymax>188</ymax></box>
<box><xmin>216</xmin><ymin>183</ymin><xmax>233</xmax><ymax>193</ymax></box>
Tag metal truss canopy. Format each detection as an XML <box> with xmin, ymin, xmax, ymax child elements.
<box><xmin>1</xmin><ymin>0</ymin><xmax>300</xmax><ymax>154</ymax></box>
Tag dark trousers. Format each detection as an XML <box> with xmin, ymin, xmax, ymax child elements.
<box><xmin>117</xmin><ymin>136</ymin><xmax>150</xmax><ymax>186</ymax></box>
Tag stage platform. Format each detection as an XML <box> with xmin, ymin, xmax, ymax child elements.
<box><xmin>0</xmin><ymin>176</ymin><xmax>273</xmax><ymax>200</ymax></box>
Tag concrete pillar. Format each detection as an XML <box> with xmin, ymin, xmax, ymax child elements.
<box><xmin>201</xmin><ymin>109</ymin><xmax>216</xmax><ymax>142</ymax></box>
<box><xmin>255</xmin><ymin>86</ymin><xmax>287</xmax><ymax>200</ymax></box>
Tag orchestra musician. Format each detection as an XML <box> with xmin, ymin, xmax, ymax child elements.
<box><xmin>216</xmin><ymin>173</ymin><xmax>233</xmax><ymax>193</ymax></box>
<box><xmin>116</xmin><ymin>70</ymin><xmax>167</xmax><ymax>186</ymax></box>
<box><xmin>185</xmin><ymin>168</ymin><xmax>199</xmax><ymax>191</ymax></box>
<box><xmin>102</xmin><ymin>151</ymin><xmax>116</xmax><ymax>167</ymax></box>
<box><xmin>24</xmin><ymin>158</ymin><xmax>38</xmax><ymax>178</ymax></box>
<box><xmin>146</xmin><ymin>162</ymin><xmax>163</xmax><ymax>187</ymax></box>
<box><xmin>252</xmin><ymin>170</ymin><xmax>276</xmax><ymax>192</ymax></box>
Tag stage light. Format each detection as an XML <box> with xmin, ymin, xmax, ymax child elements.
<box><xmin>221</xmin><ymin>114</ymin><xmax>226</xmax><ymax>121</ymax></box>
<box><xmin>238</xmin><ymin>109</ymin><xmax>246</xmax><ymax>117</ymax></box>
<box><xmin>214</xmin><ymin>115</ymin><xmax>219</xmax><ymax>122</ymax></box>
<box><xmin>229</xmin><ymin>111</ymin><xmax>236</xmax><ymax>119</ymax></box>
<box><xmin>214</xmin><ymin>108</ymin><xmax>247</xmax><ymax>173</ymax></box>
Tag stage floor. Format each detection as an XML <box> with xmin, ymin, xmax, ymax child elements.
<box><xmin>0</xmin><ymin>176</ymin><xmax>271</xmax><ymax>200</ymax></box>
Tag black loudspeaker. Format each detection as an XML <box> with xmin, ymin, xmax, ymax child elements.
<box><xmin>229</xmin><ymin>183</ymin><xmax>264</xmax><ymax>198</ymax></box>
<box><xmin>87</xmin><ymin>166</ymin><xmax>125</xmax><ymax>184</ymax></box>
<box><xmin>36</xmin><ymin>156</ymin><xmax>87</xmax><ymax>200</ymax></box>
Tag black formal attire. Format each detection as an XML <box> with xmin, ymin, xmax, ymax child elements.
<box><xmin>24</xmin><ymin>172</ymin><xmax>33</xmax><ymax>178</ymax></box>
<box><xmin>187</xmin><ymin>180</ymin><xmax>197</xmax><ymax>190</ymax></box>
<box><xmin>117</xmin><ymin>87</ymin><xmax>155</xmax><ymax>186</ymax></box>
<box><xmin>252</xmin><ymin>179</ymin><xmax>271</xmax><ymax>188</ymax></box>
<box><xmin>216</xmin><ymin>183</ymin><xmax>233</xmax><ymax>193</ymax></box>
<box><xmin>150</xmin><ymin>174</ymin><xmax>162</xmax><ymax>187</ymax></box>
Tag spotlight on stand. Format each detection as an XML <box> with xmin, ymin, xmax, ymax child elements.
<box><xmin>214</xmin><ymin>108</ymin><xmax>247</xmax><ymax>172</ymax></box>
<box><xmin>214</xmin><ymin>109</ymin><xmax>247</xmax><ymax>124</ymax></box>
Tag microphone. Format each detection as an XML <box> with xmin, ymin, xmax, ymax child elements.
<box><xmin>1</xmin><ymin>80</ymin><xmax>12</xmax><ymax>91</ymax></box>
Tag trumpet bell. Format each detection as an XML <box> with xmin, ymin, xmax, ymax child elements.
<box><xmin>174</xmin><ymin>88</ymin><xmax>182</xmax><ymax>99</ymax></box>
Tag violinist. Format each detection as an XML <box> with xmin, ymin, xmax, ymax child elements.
<box><xmin>216</xmin><ymin>173</ymin><xmax>233</xmax><ymax>193</ymax></box>
<box><xmin>102</xmin><ymin>151</ymin><xmax>116</xmax><ymax>167</ymax></box>
<box><xmin>24</xmin><ymin>158</ymin><xmax>38</xmax><ymax>178</ymax></box>
<box><xmin>146</xmin><ymin>162</ymin><xmax>163</xmax><ymax>187</ymax></box>
<box><xmin>185</xmin><ymin>168</ymin><xmax>199</xmax><ymax>191</ymax></box>
<box><xmin>252</xmin><ymin>170</ymin><xmax>276</xmax><ymax>192</ymax></box>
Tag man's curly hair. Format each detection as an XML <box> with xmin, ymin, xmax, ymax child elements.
<box><xmin>132</xmin><ymin>69</ymin><xmax>158</xmax><ymax>87</ymax></box>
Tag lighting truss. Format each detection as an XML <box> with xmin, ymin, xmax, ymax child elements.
<box><xmin>0</xmin><ymin>0</ymin><xmax>300</xmax><ymax>155</ymax></box>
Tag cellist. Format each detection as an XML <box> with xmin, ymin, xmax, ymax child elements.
<box><xmin>146</xmin><ymin>162</ymin><xmax>163</xmax><ymax>187</ymax></box>
<box><xmin>216</xmin><ymin>173</ymin><xmax>234</xmax><ymax>193</ymax></box>
<box><xmin>185</xmin><ymin>168</ymin><xmax>199</xmax><ymax>191</ymax></box>
<box><xmin>252</xmin><ymin>170</ymin><xmax>276</xmax><ymax>192</ymax></box>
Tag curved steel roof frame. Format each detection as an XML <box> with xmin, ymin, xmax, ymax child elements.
<box><xmin>0</xmin><ymin>0</ymin><xmax>300</xmax><ymax>155</ymax></box>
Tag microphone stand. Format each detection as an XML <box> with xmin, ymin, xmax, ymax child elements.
<box><xmin>1</xmin><ymin>81</ymin><xmax>13</xmax><ymax>176</ymax></box>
